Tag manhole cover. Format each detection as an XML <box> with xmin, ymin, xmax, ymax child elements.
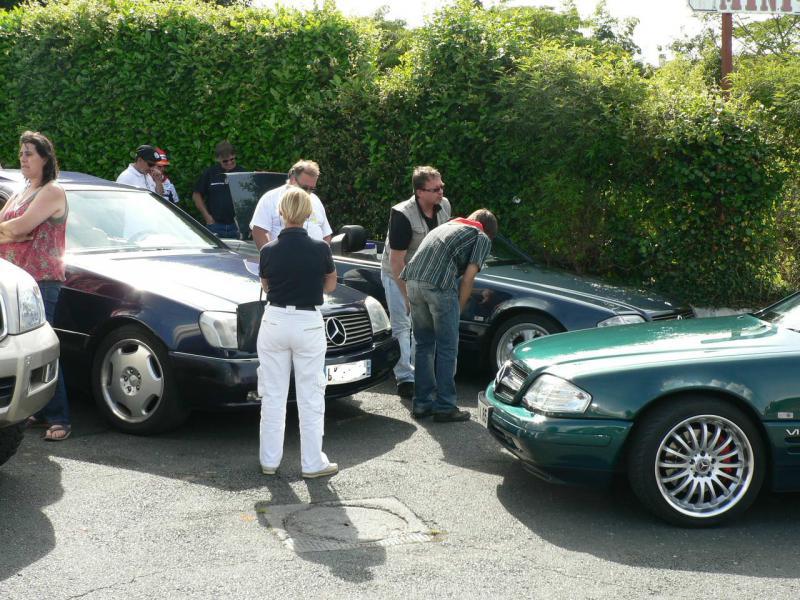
<box><xmin>258</xmin><ymin>497</ymin><xmax>438</xmax><ymax>553</ymax></box>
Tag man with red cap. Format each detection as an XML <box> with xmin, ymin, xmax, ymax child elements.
<box><xmin>153</xmin><ymin>147</ymin><xmax>179</xmax><ymax>204</ymax></box>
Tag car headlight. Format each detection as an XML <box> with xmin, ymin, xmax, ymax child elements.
<box><xmin>199</xmin><ymin>311</ymin><xmax>238</xmax><ymax>349</ymax></box>
<box><xmin>522</xmin><ymin>374</ymin><xmax>592</xmax><ymax>414</ymax></box>
<box><xmin>17</xmin><ymin>279</ymin><xmax>46</xmax><ymax>333</ymax></box>
<box><xmin>364</xmin><ymin>295</ymin><xmax>390</xmax><ymax>334</ymax></box>
<box><xmin>597</xmin><ymin>314</ymin><xmax>645</xmax><ymax>328</ymax></box>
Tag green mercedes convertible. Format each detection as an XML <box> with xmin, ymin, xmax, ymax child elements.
<box><xmin>478</xmin><ymin>292</ymin><xmax>800</xmax><ymax>526</ymax></box>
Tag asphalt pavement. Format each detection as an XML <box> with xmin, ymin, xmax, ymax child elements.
<box><xmin>1</xmin><ymin>371</ymin><xmax>799</xmax><ymax>599</ymax></box>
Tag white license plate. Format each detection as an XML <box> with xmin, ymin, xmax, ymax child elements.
<box><xmin>477</xmin><ymin>392</ymin><xmax>491</xmax><ymax>428</ymax></box>
<box><xmin>326</xmin><ymin>360</ymin><xmax>371</xmax><ymax>384</ymax></box>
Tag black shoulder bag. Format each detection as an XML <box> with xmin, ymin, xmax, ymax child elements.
<box><xmin>236</xmin><ymin>288</ymin><xmax>265</xmax><ymax>353</ymax></box>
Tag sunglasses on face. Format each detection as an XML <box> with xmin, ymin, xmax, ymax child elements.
<box><xmin>221</xmin><ymin>156</ymin><xmax>236</xmax><ymax>164</ymax></box>
<box><xmin>420</xmin><ymin>186</ymin><xmax>444</xmax><ymax>193</ymax></box>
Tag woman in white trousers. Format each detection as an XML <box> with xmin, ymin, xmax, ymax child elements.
<box><xmin>256</xmin><ymin>186</ymin><xmax>338</xmax><ymax>478</ymax></box>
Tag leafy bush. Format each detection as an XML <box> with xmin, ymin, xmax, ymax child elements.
<box><xmin>0</xmin><ymin>0</ymin><xmax>379</xmax><ymax>224</ymax></box>
<box><xmin>0</xmin><ymin>0</ymin><xmax>794</xmax><ymax>306</ymax></box>
<box><xmin>495</xmin><ymin>44</ymin><xmax>648</xmax><ymax>274</ymax></box>
<box><xmin>639</xmin><ymin>89</ymin><xmax>786</xmax><ymax>305</ymax></box>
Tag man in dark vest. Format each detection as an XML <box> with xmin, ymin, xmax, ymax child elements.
<box><xmin>380</xmin><ymin>166</ymin><xmax>451</xmax><ymax>400</ymax></box>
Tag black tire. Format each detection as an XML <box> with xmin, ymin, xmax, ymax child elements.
<box><xmin>627</xmin><ymin>397</ymin><xmax>765</xmax><ymax>527</ymax></box>
<box><xmin>0</xmin><ymin>423</ymin><xmax>25</xmax><ymax>467</ymax></box>
<box><xmin>91</xmin><ymin>324</ymin><xmax>189</xmax><ymax>435</ymax></box>
<box><xmin>489</xmin><ymin>313</ymin><xmax>563</xmax><ymax>372</ymax></box>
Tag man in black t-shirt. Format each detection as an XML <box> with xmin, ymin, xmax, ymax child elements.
<box><xmin>192</xmin><ymin>140</ymin><xmax>246</xmax><ymax>239</ymax></box>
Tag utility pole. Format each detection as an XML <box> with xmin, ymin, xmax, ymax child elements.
<box><xmin>721</xmin><ymin>12</ymin><xmax>733</xmax><ymax>92</ymax></box>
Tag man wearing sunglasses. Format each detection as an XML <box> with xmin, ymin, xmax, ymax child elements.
<box><xmin>249</xmin><ymin>159</ymin><xmax>332</xmax><ymax>249</ymax></box>
<box><xmin>116</xmin><ymin>144</ymin><xmax>164</xmax><ymax>196</ymax></box>
<box><xmin>380</xmin><ymin>166</ymin><xmax>451</xmax><ymax>401</ymax></box>
<box><xmin>192</xmin><ymin>140</ymin><xmax>247</xmax><ymax>239</ymax></box>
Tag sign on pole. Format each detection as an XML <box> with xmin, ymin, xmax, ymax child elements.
<box><xmin>687</xmin><ymin>1</ymin><xmax>800</xmax><ymax>14</ymax></box>
<box><xmin>687</xmin><ymin>1</ymin><xmax>800</xmax><ymax>91</ymax></box>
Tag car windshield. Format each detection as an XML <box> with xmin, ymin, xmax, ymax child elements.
<box><xmin>486</xmin><ymin>235</ymin><xmax>529</xmax><ymax>266</ymax></box>
<box><xmin>66</xmin><ymin>189</ymin><xmax>220</xmax><ymax>253</ymax></box>
<box><xmin>756</xmin><ymin>293</ymin><xmax>800</xmax><ymax>331</ymax></box>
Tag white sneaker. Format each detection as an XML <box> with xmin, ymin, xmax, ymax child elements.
<box><xmin>261</xmin><ymin>465</ymin><xmax>278</xmax><ymax>475</ymax></box>
<box><xmin>302</xmin><ymin>463</ymin><xmax>339</xmax><ymax>479</ymax></box>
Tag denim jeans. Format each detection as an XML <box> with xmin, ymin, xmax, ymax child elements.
<box><xmin>406</xmin><ymin>280</ymin><xmax>460</xmax><ymax>413</ymax></box>
<box><xmin>380</xmin><ymin>270</ymin><xmax>414</xmax><ymax>385</ymax></box>
<box><xmin>207</xmin><ymin>222</ymin><xmax>240</xmax><ymax>239</ymax></box>
<box><xmin>35</xmin><ymin>281</ymin><xmax>70</xmax><ymax>426</ymax></box>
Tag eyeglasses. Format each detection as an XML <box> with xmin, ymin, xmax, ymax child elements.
<box><xmin>221</xmin><ymin>156</ymin><xmax>236</xmax><ymax>164</ymax></box>
<box><xmin>420</xmin><ymin>186</ymin><xmax>444</xmax><ymax>193</ymax></box>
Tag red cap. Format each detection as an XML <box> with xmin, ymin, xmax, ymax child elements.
<box><xmin>154</xmin><ymin>148</ymin><xmax>169</xmax><ymax>166</ymax></box>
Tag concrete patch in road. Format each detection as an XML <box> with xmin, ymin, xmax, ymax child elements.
<box><xmin>258</xmin><ymin>497</ymin><xmax>437</xmax><ymax>553</ymax></box>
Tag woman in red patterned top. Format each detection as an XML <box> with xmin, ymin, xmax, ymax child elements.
<box><xmin>0</xmin><ymin>131</ymin><xmax>71</xmax><ymax>440</ymax></box>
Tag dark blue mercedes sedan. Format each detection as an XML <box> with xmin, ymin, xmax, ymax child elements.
<box><xmin>0</xmin><ymin>170</ymin><xmax>399</xmax><ymax>435</ymax></box>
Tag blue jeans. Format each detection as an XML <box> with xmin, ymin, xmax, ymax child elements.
<box><xmin>381</xmin><ymin>271</ymin><xmax>414</xmax><ymax>384</ymax></box>
<box><xmin>406</xmin><ymin>280</ymin><xmax>460</xmax><ymax>413</ymax></box>
<box><xmin>207</xmin><ymin>222</ymin><xmax>240</xmax><ymax>239</ymax></box>
<box><xmin>36</xmin><ymin>281</ymin><xmax>70</xmax><ymax>426</ymax></box>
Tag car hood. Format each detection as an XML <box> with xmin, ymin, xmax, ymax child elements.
<box><xmin>67</xmin><ymin>249</ymin><xmax>366</xmax><ymax>312</ymax></box>
<box><xmin>513</xmin><ymin>314</ymin><xmax>800</xmax><ymax>376</ymax></box>
<box><xmin>481</xmin><ymin>263</ymin><xmax>686</xmax><ymax>314</ymax></box>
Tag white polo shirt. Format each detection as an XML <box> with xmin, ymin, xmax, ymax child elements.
<box><xmin>116</xmin><ymin>164</ymin><xmax>157</xmax><ymax>193</ymax></box>
<box><xmin>249</xmin><ymin>184</ymin><xmax>332</xmax><ymax>241</ymax></box>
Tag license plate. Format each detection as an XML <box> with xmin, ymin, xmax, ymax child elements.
<box><xmin>477</xmin><ymin>392</ymin><xmax>492</xmax><ymax>428</ymax></box>
<box><xmin>326</xmin><ymin>360</ymin><xmax>371</xmax><ymax>384</ymax></box>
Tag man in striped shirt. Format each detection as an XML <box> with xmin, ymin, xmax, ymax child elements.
<box><xmin>401</xmin><ymin>209</ymin><xmax>498</xmax><ymax>422</ymax></box>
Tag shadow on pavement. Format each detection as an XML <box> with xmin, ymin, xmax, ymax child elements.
<box><xmin>494</xmin><ymin>464</ymin><xmax>800</xmax><ymax>578</ymax></box>
<box><xmin>419</xmin><ymin>369</ymin><xmax>800</xmax><ymax>579</ymax></box>
<box><xmin>255</xmin><ymin>478</ymin><xmax>385</xmax><ymax>584</ymax></box>
<box><xmin>40</xmin><ymin>393</ymin><xmax>415</xmax><ymax>493</ymax></box>
<box><xmin>0</xmin><ymin>452</ymin><xmax>63</xmax><ymax>581</ymax></box>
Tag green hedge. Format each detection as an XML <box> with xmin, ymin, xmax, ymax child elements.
<box><xmin>0</xmin><ymin>0</ymin><xmax>380</xmax><ymax>222</ymax></box>
<box><xmin>0</xmin><ymin>0</ymin><xmax>794</xmax><ymax>306</ymax></box>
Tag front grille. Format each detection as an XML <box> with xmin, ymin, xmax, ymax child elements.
<box><xmin>324</xmin><ymin>311</ymin><xmax>372</xmax><ymax>353</ymax></box>
<box><xmin>652</xmin><ymin>309</ymin><xmax>696</xmax><ymax>321</ymax></box>
<box><xmin>494</xmin><ymin>361</ymin><xmax>529</xmax><ymax>404</ymax></box>
<box><xmin>0</xmin><ymin>377</ymin><xmax>15</xmax><ymax>408</ymax></box>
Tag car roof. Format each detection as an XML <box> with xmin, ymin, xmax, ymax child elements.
<box><xmin>0</xmin><ymin>169</ymin><xmax>138</xmax><ymax>192</ymax></box>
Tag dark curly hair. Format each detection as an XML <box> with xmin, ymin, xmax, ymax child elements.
<box><xmin>19</xmin><ymin>130</ymin><xmax>59</xmax><ymax>185</ymax></box>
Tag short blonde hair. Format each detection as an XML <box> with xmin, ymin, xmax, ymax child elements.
<box><xmin>278</xmin><ymin>186</ymin><xmax>312</xmax><ymax>225</ymax></box>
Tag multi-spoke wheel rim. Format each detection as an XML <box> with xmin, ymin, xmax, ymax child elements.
<box><xmin>100</xmin><ymin>338</ymin><xmax>165</xmax><ymax>424</ymax></box>
<box><xmin>655</xmin><ymin>414</ymin><xmax>754</xmax><ymax>519</ymax></box>
<box><xmin>495</xmin><ymin>323</ymin><xmax>550</xmax><ymax>368</ymax></box>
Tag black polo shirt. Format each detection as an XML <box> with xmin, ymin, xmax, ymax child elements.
<box><xmin>259</xmin><ymin>227</ymin><xmax>335</xmax><ymax>306</ymax></box>
<box><xmin>193</xmin><ymin>163</ymin><xmax>246</xmax><ymax>224</ymax></box>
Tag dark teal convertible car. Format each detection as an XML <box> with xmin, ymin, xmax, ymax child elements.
<box><xmin>479</xmin><ymin>292</ymin><xmax>800</xmax><ymax>526</ymax></box>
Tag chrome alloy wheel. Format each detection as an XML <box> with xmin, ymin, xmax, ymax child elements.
<box><xmin>654</xmin><ymin>415</ymin><xmax>754</xmax><ymax>519</ymax></box>
<box><xmin>495</xmin><ymin>322</ymin><xmax>550</xmax><ymax>367</ymax></box>
<box><xmin>99</xmin><ymin>337</ymin><xmax>165</xmax><ymax>424</ymax></box>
